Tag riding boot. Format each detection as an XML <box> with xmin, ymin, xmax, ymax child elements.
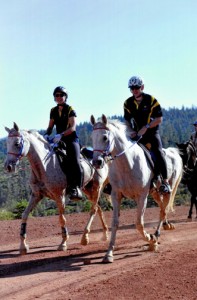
<box><xmin>68</xmin><ymin>186</ymin><xmax>83</xmax><ymax>201</ymax></box>
<box><xmin>103</xmin><ymin>183</ymin><xmax>112</xmax><ymax>195</ymax></box>
<box><xmin>159</xmin><ymin>181</ymin><xmax>172</xmax><ymax>194</ymax></box>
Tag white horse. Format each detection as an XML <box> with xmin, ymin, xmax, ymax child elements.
<box><xmin>4</xmin><ymin>122</ymin><xmax>110</xmax><ymax>255</ymax></box>
<box><xmin>91</xmin><ymin>115</ymin><xmax>183</xmax><ymax>263</ymax></box>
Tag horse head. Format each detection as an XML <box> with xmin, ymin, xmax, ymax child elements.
<box><xmin>176</xmin><ymin>141</ymin><xmax>196</xmax><ymax>170</ymax></box>
<box><xmin>4</xmin><ymin>122</ymin><xmax>30</xmax><ymax>173</ymax></box>
<box><xmin>90</xmin><ymin>114</ymin><xmax>114</xmax><ymax>169</ymax></box>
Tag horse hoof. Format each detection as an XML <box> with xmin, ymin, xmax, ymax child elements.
<box><xmin>81</xmin><ymin>237</ymin><xmax>89</xmax><ymax>246</ymax></box>
<box><xmin>57</xmin><ymin>244</ymin><xmax>67</xmax><ymax>251</ymax></box>
<box><xmin>101</xmin><ymin>233</ymin><xmax>109</xmax><ymax>242</ymax></box>
<box><xmin>148</xmin><ymin>243</ymin><xmax>159</xmax><ymax>252</ymax></box>
<box><xmin>163</xmin><ymin>223</ymin><xmax>175</xmax><ymax>230</ymax></box>
<box><xmin>102</xmin><ymin>255</ymin><xmax>114</xmax><ymax>263</ymax></box>
<box><xmin>20</xmin><ymin>247</ymin><xmax>29</xmax><ymax>255</ymax></box>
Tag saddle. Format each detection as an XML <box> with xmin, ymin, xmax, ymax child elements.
<box><xmin>138</xmin><ymin>143</ymin><xmax>155</xmax><ymax>171</ymax></box>
<box><xmin>53</xmin><ymin>141</ymin><xmax>93</xmax><ymax>186</ymax></box>
<box><xmin>138</xmin><ymin>142</ymin><xmax>163</xmax><ymax>190</ymax></box>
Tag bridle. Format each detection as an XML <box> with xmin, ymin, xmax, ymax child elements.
<box><xmin>92</xmin><ymin>126</ymin><xmax>141</xmax><ymax>161</ymax></box>
<box><xmin>92</xmin><ymin>127</ymin><xmax>113</xmax><ymax>160</ymax></box>
<box><xmin>7</xmin><ymin>133</ymin><xmax>25</xmax><ymax>164</ymax></box>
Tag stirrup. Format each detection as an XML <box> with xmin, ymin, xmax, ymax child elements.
<box><xmin>68</xmin><ymin>187</ymin><xmax>83</xmax><ymax>200</ymax></box>
<box><xmin>159</xmin><ymin>182</ymin><xmax>172</xmax><ymax>194</ymax></box>
<box><xmin>103</xmin><ymin>183</ymin><xmax>112</xmax><ymax>195</ymax></box>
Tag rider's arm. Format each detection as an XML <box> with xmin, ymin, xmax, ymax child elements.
<box><xmin>61</xmin><ymin>116</ymin><xmax>77</xmax><ymax>137</ymax></box>
<box><xmin>138</xmin><ymin>117</ymin><xmax>163</xmax><ymax>137</ymax></box>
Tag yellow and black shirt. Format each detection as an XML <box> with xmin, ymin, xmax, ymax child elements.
<box><xmin>124</xmin><ymin>93</ymin><xmax>163</xmax><ymax>132</ymax></box>
<box><xmin>50</xmin><ymin>103</ymin><xmax>78</xmax><ymax>141</ymax></box>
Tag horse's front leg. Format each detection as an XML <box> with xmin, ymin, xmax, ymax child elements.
<box><xmin>136</xmin><ymin>196</ymin><xmax>158</xmax><ymax>251</ymax></box>
<box><xmin>20</xmin><ymin>192</ymin><xmax>41</xmax><ymax>255</ymax></box>
<box><xmin>57</xmin><ymin>200</ymin><xmax>69</xmax><ymax>251</ymax></box>
<box><xmin>103</xmin><ymin>192</ymin><xmax>121</xmax><ymax>263</ymax></box>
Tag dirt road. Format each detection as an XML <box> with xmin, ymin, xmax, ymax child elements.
<box><xmin>0</xmin><ymin>206</ymin><xmax>197</xmax><ymax>300</ymax></box>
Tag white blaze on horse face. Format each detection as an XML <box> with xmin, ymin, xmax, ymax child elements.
<box><xmin>92</xmin><ymin>128</ymin><xmax>109</xmax><ymax>169</ymax></box>
<box><xmin>5</xmin><ymin>135</ymin><xmax>22</xmax><ymax>172</ymax></box>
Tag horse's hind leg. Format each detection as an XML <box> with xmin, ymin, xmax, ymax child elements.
<box><xmin>81</xmin><ymin>204</ymin><xmax>98</xmax><ymax>245</ymax></box>
<box><xmin>81</xmin><ymin>203</ymin><xmax>109</xmax><ymax>245</ymax></box>
<box><xmin>136</xmin><ymin>196</ymin><xmax>159</xmax><ymax>251</ymax></box>
<box><xmin>97</xmin><ymin>205</ymin><xmax>109</xmax><ymax>241</ymax></box>
<box><xmin>20</xmin><ymin>193</ymin><xmax>41</xmax><ymax>255</ymax></box>
<box><xmin>188</xmin><ymin>194</ymin><xmax>195</xmax><ymax>220</ymax></box>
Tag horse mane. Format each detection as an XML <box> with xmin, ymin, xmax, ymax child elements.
<box><xmin>100</xmin><ymin>118</ymin><xmax>134</xmax><ymax>138</ymax></box>
<box><xmin>19</xmin><ymin>129</ymin><xmax>50</xmax><ymax>147</ymax></box>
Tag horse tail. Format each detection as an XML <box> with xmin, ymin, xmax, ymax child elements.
<box><xmin>167</xmin><ymin>171</ymin><xmax>183</xmax><ymax>212</ymax></box>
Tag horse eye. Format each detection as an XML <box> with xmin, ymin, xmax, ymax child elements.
<box><xmin>15</xmin><ymin>142</ymin><xmax>20</xmax><ymax>147</ymax></box>
<box><xmin>103</xmin><ymin>136</ymin><xmax>108</xmax><ymax>142</ymax></box>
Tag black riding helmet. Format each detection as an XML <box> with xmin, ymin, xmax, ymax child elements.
<box><xmin>53</xmin><ymin>86</ymin><xmax>68</xmax><ymax>99</ymax></box>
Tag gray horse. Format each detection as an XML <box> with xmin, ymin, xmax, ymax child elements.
<box><xmin>91</xmin><ymin>115</ymin><xmax>183</xmax><ymax>263</ymax></box>
<box><xmin>4</xmin><ymin>122</ymin><xmax>110</xmax><ymax>255</ymax></box>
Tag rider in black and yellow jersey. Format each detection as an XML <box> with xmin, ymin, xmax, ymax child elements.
<box><xmin>124</xmin><ymin>75</ymin><xmax>171</xmax><ymax>194</ymax></box>
<box><xmin>44</xmin><ymin>86</ymin><xmax>83</xmax><ymax>200</ymax></box>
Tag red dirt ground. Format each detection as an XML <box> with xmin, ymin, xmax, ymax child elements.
<box><xmin>0</xmin><ymin>205</ymin><xmax>197</xmax><ymax>300</ymax></box>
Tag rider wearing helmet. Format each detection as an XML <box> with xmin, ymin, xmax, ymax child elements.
<box><xmin>45</xmin><ymin>86</ymin><xmax>83</xmax><ymax>200</ymax></box>
<box><xmin>190</xmin><ymin>121</ymin><xmax>197</xmax><ymax>149</ymax></box>
<box><xmin>123</xmin><ymin>75</ymin><xmax>171</xmax><ymax>194</ymax></box>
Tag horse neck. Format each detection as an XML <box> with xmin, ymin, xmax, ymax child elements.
<box><xmin>26</xmin><ymin>134</ymin><xmax>50</xmax><ymax>172</ymax></box>
<box><xmin>109</xmin><ymin>126</ymin><xmax>137</xmax><ymax>164</ymax></box>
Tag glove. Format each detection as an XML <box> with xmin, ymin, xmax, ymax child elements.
<box><xmin>53</xmin><ymin>134</ymin><xmax>62</xmax><ymax>143</ymax></box>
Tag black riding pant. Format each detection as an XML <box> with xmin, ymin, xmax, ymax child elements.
<box><xmin>140</xmin><ymin>131</ymin><xmax>168</xmax><ymax>179</ymax></box>
<box><xmin>64</xmin><ymin>140</ymin><xmax>82</xmax><ymax>189</ymax></box>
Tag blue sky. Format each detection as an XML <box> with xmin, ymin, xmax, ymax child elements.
<box><xmin>0</xmin><ymin>0</ymin><xmax>197</xmax><ymax>138</ymax></box>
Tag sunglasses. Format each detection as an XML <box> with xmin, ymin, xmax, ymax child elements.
<box><xmin>130</xmin><ymin>85</ymin><xmax>141</xmax><ymax>90</ymax></box>
<box><xmin>55</xmin><ymin>93</ymin><xmax>65</xmax><ymax>98</ymax></box>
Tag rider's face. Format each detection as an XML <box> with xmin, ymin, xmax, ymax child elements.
<box><xmin>54</xmin><ymin>93</ymin><xmax>66</xmax><ymax>105</ymax></box>
<box><xmin>130</xmin><ymin>85</ymin><xmax>144</xmax><ymax>97</ymax></box>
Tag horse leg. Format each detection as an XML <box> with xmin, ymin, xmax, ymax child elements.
<box><xmin>81</xmin><ymin>204</ymin><xmax>98</xmax><ymax>245</ymax></box>
<box><xmin>195</xmin><ymin>195</ymin><xmax>197</xmax><ymax>218</ymax></box>
<box><xmin>20</xmin><ymin>192</ymin><xmax>41</xmax><ymax>255</ymax></box>
<box><xmin>82</xmin><ymin>177</ymin><xmax>109</xmax><ymax>245</ymax></box>
<box><xmin>136</xmin><ymin>196</ymin><xmax>158</xmax><ymax>251</ymax></box>
<box><xmin>57</xmin><ymin>202</ymin><xmax>69</xmax><ymax>251</ymax></box>
<box><xmin>97</xmin><ymin>204</ymin><xmax>109</xmax><ymax>241</ymax></box>
<box><xmin>103</xmin><ymin>193</ymin><xmax>121</xmax><ymax>263</ymax></box>
<box><xmin>188</xmin><ymin>194</ymin><xmax>194</xmax><ymax>220</ymax></box>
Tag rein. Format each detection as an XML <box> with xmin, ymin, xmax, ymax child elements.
<box><xmin>93</xmin><ymin>126</ymin><xmax>141</xmax><ymax>160</ymax></box>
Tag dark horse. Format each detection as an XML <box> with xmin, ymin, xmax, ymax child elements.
<box><xmin>176</xmin><ymin>141</ymin><xmax>197</xmax><ymax>219</ymax></box>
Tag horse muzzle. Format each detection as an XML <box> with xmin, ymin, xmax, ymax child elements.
<box><xmin>92</xmin><ymin>157</ymin><xmax>105</xmax><ymax>169</ymax></box>
<box><xmin>4</xmin><ymin>160</ymin><xmax>17</xmax><ymax>173</ymax></box>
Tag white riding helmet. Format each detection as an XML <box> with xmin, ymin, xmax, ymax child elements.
<box><xmin>128</xmin><ymin>76</ymin><xmax>144</xmax><ymax>88</ymax></box>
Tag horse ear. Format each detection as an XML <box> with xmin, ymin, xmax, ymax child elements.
<box><xmin>13</xmin><ymin>122</ymin><xmax>19</xmax><ymax>132</ymax></box>
<box><xmin>5</xmin><ymin>126</ymin><xmax>11</xmax><ymax>134</ymax></box>
<box><xmin>90</xmin><ymin>115</ymin><xmax>95</xmax><ymax>125</ymax></box>
<box><xmin>102</xmin><ymin>114</ymin><xmax>107</xmax><ymax>125</ymax></box>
